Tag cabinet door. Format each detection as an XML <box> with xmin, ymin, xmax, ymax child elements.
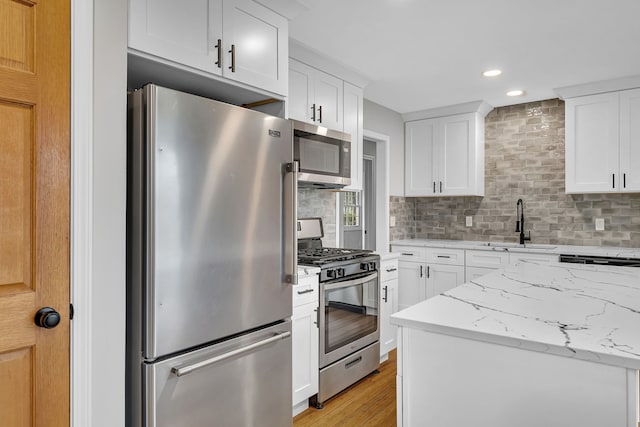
<box><xmin>465</xmin><ymin>266</ymin><xmax>496</xmax><ymax>282</ymax></box>
<box><xmin>619</xmin><ymin>88</ymin><xmax>640</xmax><ymax>192</ymax></box>
<box><xmin>380</xmin><ymin>279</ymin><xmax>398</xmax><ymax>356</ymax></box>
<box><xmin>565</xmin><ymin>93</ymin><xmax>620</xmax><ymax>193</ymax></box>
<box><xmin>292</xmin><ymin>301</ymin><xmax>318</xmax><ymax>406</ymax></box>
<box><xmin>439</xmin><ymin>113</ymin><xmax>475</xmax><ymax>195</ymax></box>
<box><xmin>222</xmin><ymin>0</ymin><xmax>288</xmax><ymax>95</ymax></box>
<box><xmin>129</xmin><ymin>0</ymin><xmax>223</xmax><ymax>74</ymax></box>
<box><xmin>343</xmin><ymin>82</ymin><xmax>363</xmax><ymax>191</ymax></box>
<box><xmin>427</xmin><ymin>264</ymin><xmax>465</xmax><ymax>298</ymax></box>
<box><xmin>398</xmin><ymin>260</ymin><xmax>426</xmax><ymax>311</ymax></box>
<box><xmin>314</xmin><ymin>70</ymin><xmax>343</xmax><ymax>130</ymax></box>
<box><xmin>288</xmin><ymin>59</ymin><xmax>315</xmax><ymax>123</ymax></box>
<box><xmin>405</xmin><ymin>119</ymin><xmax>437</xmax><ymax>196</ymax></box>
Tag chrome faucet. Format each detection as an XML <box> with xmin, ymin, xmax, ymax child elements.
<box><xmin>515</xmin><ymin>198</ymin><xmax>531</xmax><ymax>245</ymax></box>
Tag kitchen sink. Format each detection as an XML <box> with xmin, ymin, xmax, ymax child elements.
<box><xmin>476</xmin><ymin>242</ymin><xmax>556</xmax><ymax>250</ymax></box>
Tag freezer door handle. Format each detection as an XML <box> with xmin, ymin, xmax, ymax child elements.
<box><xmin>171</xmin><ymin>331</ymin><xmax>292</xmax><ymax>377</ymax></box>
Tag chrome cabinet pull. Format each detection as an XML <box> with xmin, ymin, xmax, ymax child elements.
<box><xmin>436</xmin><ymin>255</ymin><xmax>450</xmax><ymax>259</ymax></box>
<box><xmin>440</xmin><ymin>181</ymin><xmax>443</xmax><ymax>193</ymax></box>
<box><xmin>624</xmin><ymin>173</ymin><xmax>626</xmax><ymax>188</ymax></box>
<box><xmin>314</xmin><ymin>307</ymin><xmax>318</xmax><ymax>327</ymax></box>
<box><xmin>385</xmin><ymin>268</ymin><xmax>397</xmax><ymax>272</ymax></box>
<box><xmin>419</xmin><ymin>265</ymin><xmax>423</xmax><ymax>278</ymax></box>
<box><xmin>318</xmin><ymin>105</ymin><xmax>323</xmax><ymax>123</ymax></box>
<box><xmin>612</xmin><ymin>173</ymin><xmax>615</xmax><ymax>189</ymax></box>
<box><xmin>383</xmin><ymin>285</ymin><xmax>388</xmax><ymax>303</ymax></box>
<box><xmin>171</xmin><ymin>331</ymin><xmax>291</xmax><ymax>377</ymax></box>
<box><xmin>311</xmin><ymin>103</ymin><xmax>316</xmax><ymax>121</ymax></box>
<box><xmin>401</xmin><ymin>252</ymin><xmax>414</xmax><ymax>256</ymax></box>
<box><xmin>297</xmin><ymin>288</ymin><xmax>314</xmax><ymax>295</ymax></box>
<box><xmin>228</xmin><ymin>44</ymin><xmax>236</xmax><ymax>72</ymax></box>
<box><xmin>433</xmin><ymin>181</ymin><xmax>436</xmax><ymax>193</ymax></box>
<box><xmin>214</xmin><ymin>39</ymin><xmax>222</xmax><ymax>68</ymax></box>
<box><xmin>427</xmin><ymin>266</ymin><xmax>430</xmax><ymax>278</ymax></box>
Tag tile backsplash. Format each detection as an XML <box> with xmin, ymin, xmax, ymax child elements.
<box><xmin>297</xmin><ymin>188</ymin><xmax>337</xmax><ymax>247</ymax></box>
<box><xmin>391</xmin><ymin>99</ymin><xmax>640</xmax><ymax>247</ymax></box>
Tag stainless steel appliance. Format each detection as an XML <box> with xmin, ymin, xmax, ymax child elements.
<box><xmin>126</xmin><ymin>84</ymin><xmax>297</xmax><ymax>427</ymax></box>
<box><xmin>559</xmin><ymin>254</ymin><xmax>640</xmax><ymax>267</ymax></box>
<box><xmin>292</xmin><ymin>119</ymin><xmax>351</xmax><ymax>189</ymax></box>
<box><xmin>297</xmin><ymin>218</ymin><xmax>380</xmax><ymax>408</ymax></box>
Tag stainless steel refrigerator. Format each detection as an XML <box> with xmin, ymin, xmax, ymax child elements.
<box><xmin>126</xmin><ymin>84</ymin><xmax>297</xmax><ymax>427</ymax></box>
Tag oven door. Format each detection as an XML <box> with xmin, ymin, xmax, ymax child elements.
<box><xmin>319</xmin><ymin>272</ymin><xmax>379</xmax><ymax>368</ymax></box>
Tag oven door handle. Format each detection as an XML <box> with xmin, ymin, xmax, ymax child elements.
<box><xmin>322</xmin><ymin>272</ymin><xmax>378</xmax><ymax>291</ymax></box>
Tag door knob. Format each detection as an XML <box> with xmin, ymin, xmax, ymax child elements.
<box><xmin>34</xmin><ymin>307</ymin><xmax>61</xmax><ymax>329</ymax></box>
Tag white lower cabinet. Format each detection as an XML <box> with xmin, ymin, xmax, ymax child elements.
<box><xmin>465</xmin><ymin>266</ymin><xmax>495</xmax><ymax>281</ymax></box>
<box><xmin>394</xmin><ymin>246</ymin><xmax>465</xmax><ymax>310</ymax></box>
<box><xmin>380</xmin><ymin>258</ymin><xmax>399</xmax><ymax>357</ymax></box>
<box><xmin>509</xmin><ymin>252</ymin><xmax>559</xmax><ymax>265</ymax></box>
<box><xmin>292</xmin><ymin>272</ymin><xmax>319</xmax><ymax>416</ymax></box>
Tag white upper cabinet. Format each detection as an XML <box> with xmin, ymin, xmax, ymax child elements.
<box><xmin>343</xmin><ymin>82</ymin><xmax>364</xmax><ymax>191</ymax></box>
<box><xmin>288</xmin><ymin>59</ymin><xmax>343</xmax><ymax>130</ymax></box>
<box><xmin>222</xmin><ymin>0</ymin><xmax>288</xmax><ymax>95</ymax></box>
<box><xmin>405</xmin><ymin>112</ymin><xmax>484</xmax><ymax>197</ymax></box>
<box><xmin>129</xmin><ymin>0</ymin><xmax>223</xmax><ymax>75</ymax></box>
<box><xmin>620</xmin><ymin>88</ymin><xmax>640</xmax><ymax>192</ymax></box>
<box><xmin>129</xmin><ymin>0</ymin><xmax>288</xmax><ymax>95</ymax></box>
<box><xmin>565</xmin><ymin>88</ymin><xmax>640</xmax><ymax>193</ymax></box>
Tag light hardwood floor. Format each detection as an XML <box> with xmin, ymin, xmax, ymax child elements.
<box><xmin>293</xmin><ymin>350</ymin><xmax>397</xmax><ymax>427</ymax></box>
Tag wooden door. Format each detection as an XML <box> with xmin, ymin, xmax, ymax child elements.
<box><xmin>0</xmin><ymin>0</ymin><xmax>70</xmax><ymax>426</ymax></box>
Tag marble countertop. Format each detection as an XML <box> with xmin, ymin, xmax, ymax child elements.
<box><xmin>390</xmin><ymin>239</ymin><xmax>640</xmax><ymax>258</ymax></box>
<box><xmin>391</xmin><ymin>260</ymin><xmax>640</xmax><ymax>369</ymax></box>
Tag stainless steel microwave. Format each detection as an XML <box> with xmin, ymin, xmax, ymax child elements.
<box><xmin>291</xmin><ymin>119</ymin><xmax>351</xmax><ymax>189</ymax></box>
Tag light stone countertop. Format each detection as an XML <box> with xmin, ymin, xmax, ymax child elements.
<box><xmin>390</xmin><ymin>239</ymin><xmax>640</xmax><ymax>258</ymax></box>
<box><xmin>391</xmin><ymin>260</ymin><xmax>640</xmax><ymax>369</ymax></box>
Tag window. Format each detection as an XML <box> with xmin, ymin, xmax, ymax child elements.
<box><xmin>342</xmin><ymin>191</ymin><xmax>361</xmax><ymax>227</ymax></box>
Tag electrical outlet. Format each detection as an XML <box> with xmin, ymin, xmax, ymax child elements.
<box><xmin>595</xmin><ymin>218</ymin><xmax>605</xmax><ymax>231</ymax></box>
<box><xmin>390</xmin><ymin>215</ymin><xmax>396</xmax><ymax>227</ymax></box>
<box><xmin>466</xmin><ymin>216</ymin><xmax>473</xmax><ymax>227</ymax></box>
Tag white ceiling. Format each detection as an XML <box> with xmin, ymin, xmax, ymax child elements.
<box><xmin>288</xmin><ymin>0</ymin><xmax>640</xmax><ymax>114</ymax></box>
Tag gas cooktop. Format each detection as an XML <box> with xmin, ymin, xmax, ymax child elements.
<box><xmin>297</xmin><ymin>247</ymin><xmax>373</xmax><ymax>265</ymax></box>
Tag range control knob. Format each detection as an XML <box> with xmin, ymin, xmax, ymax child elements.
<box><xmin>360</xmin><ymin>262</ymin><xmax>371</xmax><ymax>271</ymax></box>
<box><xmin>327</xmin><ymin>269</ymin><xmax>336</xmax><ymax>279</ymax></box>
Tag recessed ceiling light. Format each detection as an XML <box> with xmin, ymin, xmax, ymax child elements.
<box><xmin>482</xmin><ymin>69</ymin><xmax>502</xmax><ymax>77</ymax></box>
<box><xmin>506</xmin><ymin>89</ymin><xmax>524</xmax><ymax>97</ymax></box>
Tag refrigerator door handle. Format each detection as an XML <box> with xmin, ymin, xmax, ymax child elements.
<box><xmin>285</xmin><ymin>161</ymin><xmax>299</xmax><ymax>285</ymax></box>
<box><xmin>171</xmin><ymin>331</ymin><xmax>292</xmax><ymax>377</ymax></box>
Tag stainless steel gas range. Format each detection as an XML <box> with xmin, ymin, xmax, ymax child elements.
<box><xmin>297</xmin><ymin>218</ymin><xmax>380</xmax><ymax>408</ymax></box>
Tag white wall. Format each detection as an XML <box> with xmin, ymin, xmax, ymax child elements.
<box><xmin>363</xmin><ymin>99</ymin><xmax>404</xmax><ymax>196</ymax></box>
<box><xmin>90</xmin><ymin>0</ymin><xmax>127</xmax><ymax>425</ymax></box>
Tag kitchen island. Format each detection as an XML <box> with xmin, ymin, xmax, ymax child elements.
<box><xmin>391</xmin><ymin>260</ymin><xmax>640</xmax><ymax>427</ymax></box>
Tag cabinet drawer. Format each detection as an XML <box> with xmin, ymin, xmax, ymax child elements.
<box><xmin>391</xmin><ymin>245</ymin><xmax>427</xmax><ymax>259</ymax></box>
<box><xmin>293</xmin><ymin>280</ymin><xmax>318</xmax><ymax>307</ymax></box>
<box><xmin>381</xmin><ymin>259</ymin><xmax>399</xmax><ymax>282</ymax></box>
<box><xmin>424</xmin><ymin>248</ymin><xmax>465</xmax><ymax>266</ymax></box>
<box><xmin>465</xmin><ymin>250</ymin><xmax>509</xmax><ymax>269</ymax></box>
<box><xmin>465</xmin><ymin>266</ymin><xmax>497</xmax><ymax>282</ymax></box>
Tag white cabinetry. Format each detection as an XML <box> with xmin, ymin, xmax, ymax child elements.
<box><xmin>405</xmin><ymin>112</ymin><xmax>484</xmax><ymax>196</ymax></box>
<box><xmin>292</xmin><ymin>270</ymin><xmax>319</xmax><ymax>416</ymax></box>
<box><xmin>393</xmin><ymin>246</ymin><xmax>465</xmax><ymax>310</ymax></box>
<box><xmin>288</xmin><ymin>59</ymin><xmax>343</xmax><ymax>130</ymax></box>
<box><xmin>509</xmin><ymin>252</ymin><xmax>559</xmax><ymax>265</ymax></box>
<box><xmin>343</xmin><ymin>82</ymin><xmax>364</xmax><ymax>190</ymax></box>
<box><xmin>380</xmin><ymin>258</ymin><xmax>399</xmax><ymax>357</ymax></box>
<box><xmin>565</xmin><ymin>88</ymin><xmax>640</xmax><ymax>193</ymax></box>
<box><xmin>465</xmin><ymin>249</ymin><xmax>509</xmax><ymax>280</ymax></box>
<box><xmin>129</xmin><ymin>0</ymin><xmax>288</xmax><ymax>95</ymax></box>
